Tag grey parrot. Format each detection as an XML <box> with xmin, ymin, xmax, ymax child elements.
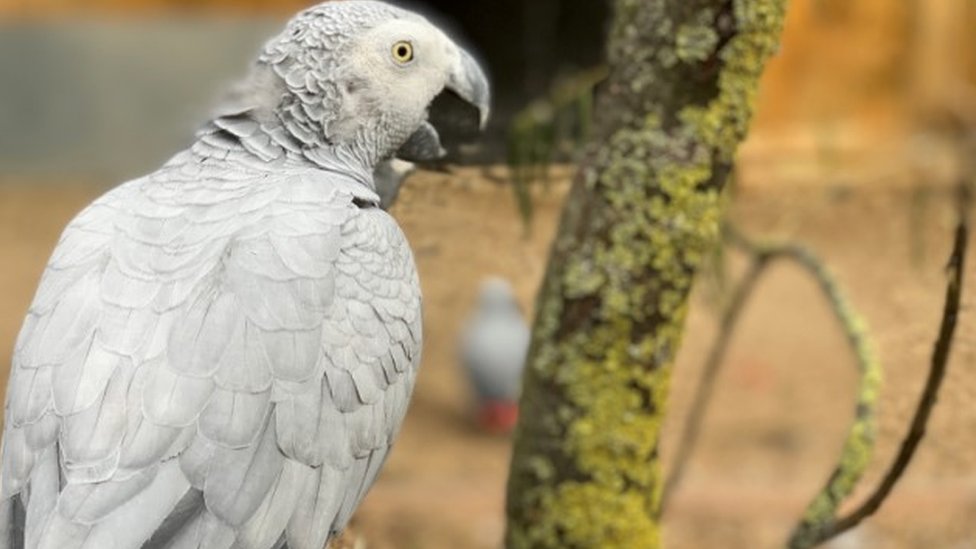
<box><xmin>0</xmin><ymin>2</ymin><xmax>489</xmax><ymax>549</ymax></box>
<box><xmin>458</xmin><ymin>278</ymin><xmax>529</xmax><ymax>433</ymax></box>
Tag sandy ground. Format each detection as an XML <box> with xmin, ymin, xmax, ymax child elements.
<box><xmin>0</xmin><ymin>164</ymin><xmax>974</xmax><ymax>548</ymax></box>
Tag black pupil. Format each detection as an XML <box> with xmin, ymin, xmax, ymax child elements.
<box><xmin>397</xmin><ymin>45</ymin><xmax>409</xmax><ymax>58</ymax></box>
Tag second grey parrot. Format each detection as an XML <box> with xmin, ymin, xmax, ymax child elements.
<box><xmin>459</xmin><ymin>278</ymin><xmax>529</xmax><ymax>433</ymax></box>
<box><xmin>0</xmin><ymin>2</ymin><xmax>489</xmax><ymax>549</ymax></box>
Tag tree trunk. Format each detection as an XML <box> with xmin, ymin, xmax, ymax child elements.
<box><xmin>504</xmin><ymin>1</ymin><xmax>787</xmax><ymax>548</ymax></box>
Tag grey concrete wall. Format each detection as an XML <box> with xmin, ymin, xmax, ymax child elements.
<box><xmin>0</xmin><ymin>18</ymin><xmax>280</xmax><ymax>182</ymax></box>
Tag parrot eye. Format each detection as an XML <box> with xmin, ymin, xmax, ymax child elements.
<box><xmin>392</xmin><ymin>41</ymin><xmax>414</xmax><ymax>64</ymax></box>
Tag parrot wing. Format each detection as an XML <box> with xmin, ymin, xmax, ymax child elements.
<box><xmin>0</xmin><ymin>156</ymin><xmax>422</xmax><ymax>549</ymax></box>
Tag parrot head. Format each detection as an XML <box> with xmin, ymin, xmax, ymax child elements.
<box><xmin>220</xmin><ymin>1</ymin><xmax>490</xmax><ymax>177</ymax></box>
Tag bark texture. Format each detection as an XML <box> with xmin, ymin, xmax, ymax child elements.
<box><xmin>504</xmin><ymin>1</ymin><xmax>787</xmax><ymax>547</ymax></box>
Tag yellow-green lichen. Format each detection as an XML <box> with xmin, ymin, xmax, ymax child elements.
<box><xmin>675</xmin><ymin>23</ymin><xmax>719</xmax><ymax>63</ymax></box>
<box><xmin>505</xmin><ymin>1</ymin><xmax>788</xmax><ymax>547</ymax></box>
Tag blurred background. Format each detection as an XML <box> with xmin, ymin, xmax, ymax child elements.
<box><xmin>1</xmin><ymin>1</ymin><xmax>975</xmax><ymax>547</ymax></box>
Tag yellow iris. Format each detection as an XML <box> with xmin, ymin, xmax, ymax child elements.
<box><xmin>392</xmin><ymin>41</ymin><xmax>414</xmax><ymax>64</ymax></box>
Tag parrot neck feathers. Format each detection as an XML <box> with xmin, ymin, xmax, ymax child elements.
<box><xmin>205</xmin><ymin>63</ymin><xmax>385</xmax><ymax>189</ymax></box>
<box><xmin>193</xmin><ymin>114</ymin><xmax>379</xmax><ymax>191</ymax></box>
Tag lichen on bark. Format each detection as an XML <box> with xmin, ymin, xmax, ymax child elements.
<box><xmin>504</xmin><ymin>1</ymin><xmax>787</xmax><ymax>548</ymax></box>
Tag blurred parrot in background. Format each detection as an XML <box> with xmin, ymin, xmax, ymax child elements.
<box><xmin>459</xmin><ymin>278</ymin><xmax>530</xmax><ymax>434</ymax></box>
<box><xmin>0</xmin><ymin>2</ymin><xmax>489</xmax><ymax>548</ymax></box>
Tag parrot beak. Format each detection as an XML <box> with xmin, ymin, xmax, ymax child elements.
<box><xmin>447</xmin><ymin>48</ymin><xmax>491</xmax><ymax>131</ymax></box>
<box><xmin>395</xmin><ymin>47</ymin><xmax>490</xmax><ymax>163</ymax></box>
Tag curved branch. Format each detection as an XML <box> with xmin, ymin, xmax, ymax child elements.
<box><xmin>792</xmin><ymin>182</ymin><xmax>971</xmax><ymax>547</ymax></box>
<box><xmin>661</xmin><ymin>226</ymin><xmax>883</xmax><ymax>543</ymax></box>
<box><xmin>760</xmin><ymin>239</ymin><xmax>882</xmax><ymax>549</ymax></box>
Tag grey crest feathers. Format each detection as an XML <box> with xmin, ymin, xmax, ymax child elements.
<box><xmin>459</xmin><ymin>278</ymin><xmax>530</xmax><ymax>404</ymax></box>
<box><xmin>0</xmin><ymin>2</ymin><xmax>489</xmax><ymax>549</ymax></box>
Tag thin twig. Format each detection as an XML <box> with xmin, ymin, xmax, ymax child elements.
<box><xmin>795</xmin><ymin>181</ymin><xmax>971</xmax><ymax>547</ymax></box>
<box><xmin>507</xmin><ymin>66</ymin><xmax>608</xmax><ymax>228</ymax></box>
<box><xmin>660</xmin><ymin>256</ymin><xmax>767</xmax><ymax>513</ymax></box>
